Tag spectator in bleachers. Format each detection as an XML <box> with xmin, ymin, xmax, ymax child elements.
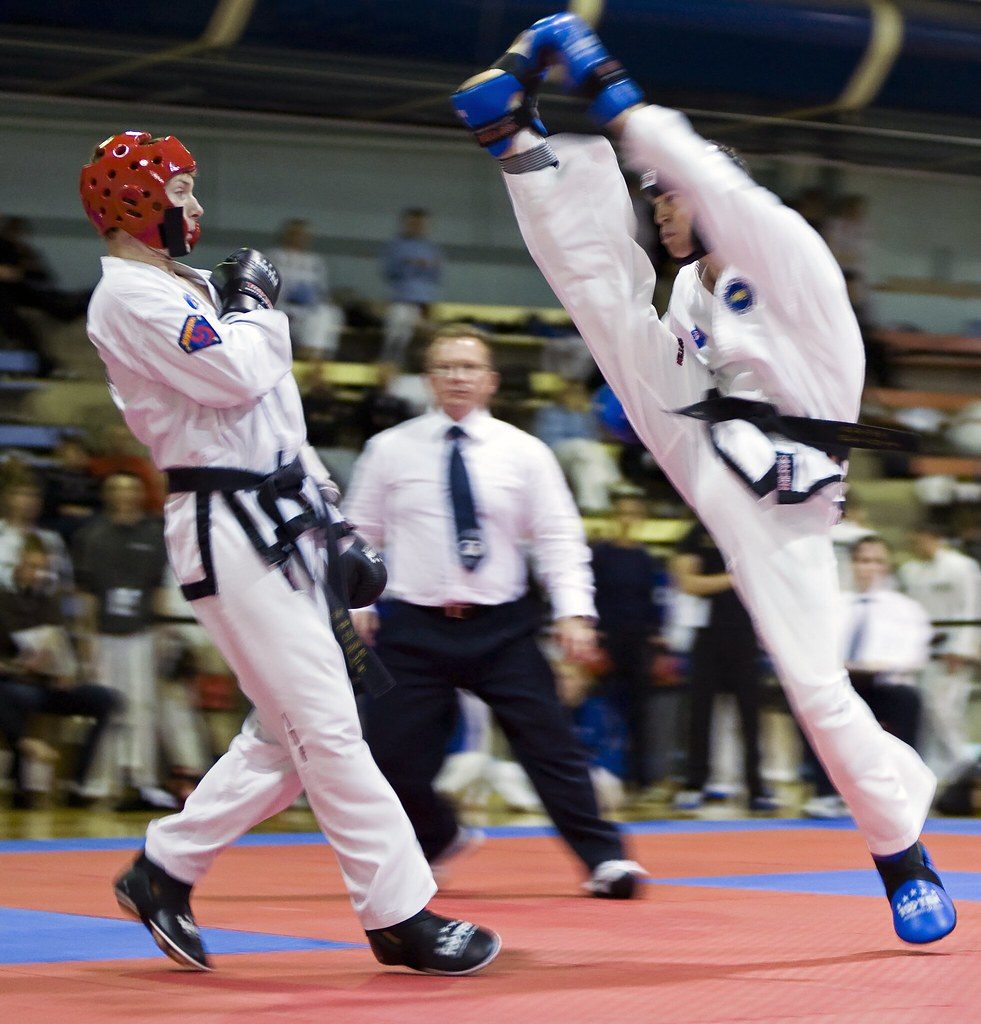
<box><xmin>540</xmin><ymin>327</ymin><xmax>597</xmax><ymax>383</ymax></box>
<box><xmin>39</xmin><ymin>433</ymin><xmax>101</xmax><ymax>544</ymax></box>
<box><xmin>533</xmin><ymin>379</ymin><xmax>623</xmax><ymax>512</ymax></box>
<box><xmin>824</xmin><ymin>195</ymin><xmax>872</xmax><ymax>311</ymax></box>
<box><xmin>269</xmin><ymin>218</ymin><xmax>345</xmax><ymax>361</ymax></box>
<box><xmin>0</xmin><ymin>474</ymin><xmax>74</xmax><ymax>597</ymax></box>
<box><xmin>0</xmin><ymin>215</ymin><xmax>86</xmax><ymax>377</ymax></box>
<box><xmin>898</xmin><ymin>520</ymin><xmax>981</xmax><ymax>789</ymax></box>
<box><xmin>789</xmin><ymin>186</ymin><xmax>830</xmax><ymax>235</ymax></box>
<box><xmin>671</xmin><ymin>519</ymin><xmax>777</xmax><ymax>812</ymax></box>
<box><xmin>590</xmin><ymin>490</ymin><xmax>665</xmax><ymax>793</ymax></box>
<box><xmin>0</xmin><ymin>534</ymin><xmax>119</xmax><ymax>808</ymax></box>
<box><xmin>379</xmin><ymin>208</ymin><xmax>443</xmax><ymax>366</ymax></box>
<box><xmin>88</xmin><ymin>423</ymin><xmax>165</xmax><ymax>514</ymax></box>
<box><xmin>73</xmin><ymin>472</ymin><xmax>173</xmax><ymax>811</ymax></box>
<box><xmin>804</xmin><ymin>536</ymin><xmax>930</xmax><ymax>819</ymax></box>
<box><xmin>353</xmin><ymin>361</ymin><xmax>417</xmax><ymax>443</ymax></box>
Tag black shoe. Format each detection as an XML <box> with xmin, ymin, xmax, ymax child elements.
<box><xmin>11</xmin><ymin>791</ymin><xmax>40</xmax><ymax>811</ymax></box>
<box><xmin>114</xmin><ymin>853</ymin><xmax>211</xmax><ymax>971</ymax></box>
<box><xmin>64</xmin><ymin>791</ymin><xmax>98</xmax><ymax>810</ymax></box>
<box><xmin>366</xmin><ymin>909</ymin><xmax>501</xmax><ymax>975</ymax></box>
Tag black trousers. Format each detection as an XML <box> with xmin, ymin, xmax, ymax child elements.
<box><xmin>808</xmin><ymin>673</ymin><xmax>921</xmax><ymax>797</ymax></box>
<box><xmin>362</xmin><ymin>595</ymin><xmax>625</xmax><ymax>870</ymax></box>
<box><xmin>601</xmin><ymin>626</ymin><xmax>654</xmax><ymax>788</ymax></box>
<box><xmin>684</xmin><ymin>626</ymin><xmax>765</xmax><ymax>799</ymax></box>
<box><xmin>0</xmin><ymin>678</ymin><xmax>119</xmax><ymax>792</ymax></box>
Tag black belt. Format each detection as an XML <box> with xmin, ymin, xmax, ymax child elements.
<box><xmin>166</xmin><ymin>458</ymin><xmax>394</xmax><ymax>698</ymax></box>
<box><xmin>675</xmin><ymin>392</ymin><xmax>919</xmax><ymax>461</ymax></box>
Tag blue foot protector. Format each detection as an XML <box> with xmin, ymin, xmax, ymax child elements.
<box><xmin>523</xmin><ymin>13</ymin><xmax>644</xmax><ymax>125</ymax></box>
<box><xmin>873</xmin><ymin>842</ymin><xmax>957</xmax><ymax>944</ymax></box>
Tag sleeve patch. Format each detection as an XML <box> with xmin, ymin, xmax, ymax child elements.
<box><xmin>178</xmin><ymin>315</ymin><xmax>222</xmax><ymax>353</ymax></box>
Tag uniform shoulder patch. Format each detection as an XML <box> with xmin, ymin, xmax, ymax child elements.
<box><xmin>723</xmin><ymin>279</ymin><xmax>754</xmax><ymax>313</ymax></box>
<box><xmin>178</xmin><ymin>315</ymin><xmax>221</xmax><ymax>353</ymax></box>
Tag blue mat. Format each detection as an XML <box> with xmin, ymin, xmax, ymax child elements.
<box><xmin>0</xmin><ymin>907</ymin><xmax>364</xmax><ymax>965</ymax></box>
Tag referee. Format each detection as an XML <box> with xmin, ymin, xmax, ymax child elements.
<box><xmin>344</xmin><ymin>325</ymin><xmax>643</xmax><ymax>898</ymax></box>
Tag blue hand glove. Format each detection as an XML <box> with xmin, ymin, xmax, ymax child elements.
<box><xmin>523</xmin><ymin>13</ymin><xmax>644</xmax><ymax>126</ymax></box>
<box><xmin>451</xmin><ymin>53</ymin><xmax>547</xmax><ymax>157</ymax></box>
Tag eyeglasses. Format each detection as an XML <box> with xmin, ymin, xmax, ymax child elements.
<box><xmin>429</xmin><ymin>363</ymin><xmax>492</xmax><ymax>378</ymax></box>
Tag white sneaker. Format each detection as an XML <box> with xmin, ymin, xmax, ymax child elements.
<box><xmin>802</xmin><ymin>794</ymin><xmax>851</xmax><ymax>819</ymax></box>
<box><xmin>673</xmin><ymin>789</ymin><xmax>704</xmax><ymax>811</ymax></box>
<box><xmin>582</xmin><ymin>860</ymin><xmax>646</xmax><ymax>900</ymax></box>
<box><xmin>431</xmin><ymin>827</ymin><xmax>486</xmax><ymax>885</ymax></box>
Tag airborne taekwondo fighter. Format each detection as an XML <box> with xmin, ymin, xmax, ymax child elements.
<box><xmin>451</xmin><ymin>14</ymin><xmax>956</xmax><ymax>945</ymax></box>
<box><xmin>79</xmin><ymin>130</ymin><xmax>501</xmax><ymax>975</ymax></box>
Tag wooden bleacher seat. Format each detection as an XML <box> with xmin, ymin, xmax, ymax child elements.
<box><xmin>431</xmin><ymin>302</ymin><xmax>570</xmax><ymax>327</ymax></box>
<box><xmin>862</xmin><ymin>387</ymin><xmax>978</xmax><ymax>413</ymax></box>
<box><xmin>583</xmin><ymin>516</ymin><xmax>690</xmax><ymax>546</ymax></box>
<box><xmin>908</xmin><ymin>455</ymin><xmax>981</xmax><ymax>479</ymax></box>
<box><xmin>293</xmin><ymin>361</ymin><xmax>380</xmax><ymax>387</ymax></box>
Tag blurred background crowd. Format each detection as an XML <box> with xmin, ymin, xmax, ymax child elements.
<box><xmin>0</xmin><ymin>0</ymin><xmax>978</xmax><ymax>822</ymax></box>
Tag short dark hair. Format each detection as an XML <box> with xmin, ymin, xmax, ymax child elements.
<box><xmin>851</xmin><ymin>534</ymin><xmax>888</xmax><ymax>557</ymax></box>
<box><xmin>403</xmin><ymin>207</ymin><xmax>429</xmax><ymax>219</ymax></box>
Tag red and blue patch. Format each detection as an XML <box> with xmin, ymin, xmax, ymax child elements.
<box><xmin>178</xmin><ymin>315</ymin><xmax>222</xmax><ymax>354</ymax></box>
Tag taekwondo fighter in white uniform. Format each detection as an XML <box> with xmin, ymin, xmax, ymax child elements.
<box><xmin>451</xmin><ymin>14</ymin><xmax>956</xmax><ymax>945</ymax></box>
<box><xmin>79</xmin><ymin>131</ymin><xmax>500</xmax><ymax>975</ymax></box>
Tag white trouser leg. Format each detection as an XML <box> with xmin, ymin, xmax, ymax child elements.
<box><xmin>148</xmin><ymin>515</ymin><xmax>435</xmax><ymax>929</ymax></box>
<box><xmin>97</xmin><ymin>633</ymin><xmax>159</xmax><ymax>790</ymax></box>
<box><xmin>695</xmin><ymin>472</ymin><xmax>935</xmax><ymax>856</ymax></box>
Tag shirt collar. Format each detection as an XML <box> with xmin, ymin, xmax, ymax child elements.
<box><xmin>428</xmin><ymin>407</ymin><xmax>493</xmax><ymax>441</ymax></box>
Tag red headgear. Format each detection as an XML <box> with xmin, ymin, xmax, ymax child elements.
<box><xmin>79</xmin><ymin>131</ymin><xmax>199</xmax><ymax>257</ymax></box>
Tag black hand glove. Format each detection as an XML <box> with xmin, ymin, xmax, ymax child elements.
<box><xmin>211</xmin><ymin>248</ymin><xmax>282</xmax><ymax>318</ymax></box>
<box><xmin>340</xmin><ymin>535</ymin><xmax>388</xmax><ymax>608</ymax></box>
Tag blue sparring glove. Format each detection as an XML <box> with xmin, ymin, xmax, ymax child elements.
<box><xmin>451</xmin><ymin>52</ymin><xmax>548</xmax><ymax>157</ymax></box>
<box><xmin>522</xmin><ymin>13</ymin><xmax>644</xmax><ymax>127</ymax></box>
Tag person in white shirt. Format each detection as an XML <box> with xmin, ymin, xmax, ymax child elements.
<box><xmin>78</xmin><ymin>130</ymin><xmax>499</xmax><ymax>976</ymax></box>
<box><xmin>804</xmin><ymin>536</ymin><xmax>931</xmax><ymax>819</ymax></box>
<box><xmin>268</xmin><ymin>218</ymin><xmax>344</xmax><ymax>360</ymax></box>
<box><xmin>449</xmin><ymin>12</ymin><xmax>955</xmax><ymax>943</ymax></box>
<box><xmin>344</xmin><ymin>324</ymin><xmax>645</xmax><ymax>899</ymax></box>
<box><xmin>898</xmin><ymin>521</ymin><xmax>981</xmax><ymax>787</ymax></box>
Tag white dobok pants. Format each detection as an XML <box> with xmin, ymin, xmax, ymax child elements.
<box><xmin>504</xmin><ymin>137</ymin><xmax>934</xmax><ymax>855</ymax></box>
<box><xmin>146</xmin><ymin>495</ymin><xmax>435</xmax><ymax>929</ymax></box>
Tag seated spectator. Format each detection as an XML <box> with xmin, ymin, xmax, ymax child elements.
<box><xmin>269</xmin><ymin>218</ymin><xmax>345</xmax><ymax>361</ymax></box>
<box><xmin>803</xmin><ymin>536</ymin><xmax>929</xmax><ymax>818</ymax></box>
<box><xmin>0</xmin><ymin>474</ymin><xmax>74</xmax><ymax>598</ymax></box>
<box><xmin>590</xmin><ymin>490</ymin><xmax>666</xmax><ymax>792</ymax></box>
<box><xmin>534</xmin><ymin>380</ymin><xmax>623</xmax><ymax>512</ymax></box>
<box><xmin>0</xmin><ymin>215</ymin><xmax>88</xmax><ymax>376</ymax></box>
<box><xmin>352</xmin><ymin>361</ymin><xmax>416</xmax><ymax>443</ymax></box>
<box><xmin>39</xmin><ymin>433</ymin><xmax>101</xmax><ymax>543</ymax></box>
<box><xmin>88</xmin><ymin>423</ymin><xmax>165</xmax><ymax>514</ymax></box>
<box><xmin>73</xmin><ymin>472</ymin><xmax>174</xmax><ymax>811</ymax></box>
<box><xmin>540</xmin><ymin>328</ymin><xmax>597</xmax><ymax>383</ymax></box>
<box><xmin>379</xmin><ymin>208</ymin><xmax>443</xmax><ymax>367</ymax></box>
<box><xmin>0</xmin><ymin>535</ymin><xmax>119</xmax><ymax>808</ymax></box>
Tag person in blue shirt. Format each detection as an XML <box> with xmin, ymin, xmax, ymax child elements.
<box><xmin>379</xmin><ymin>208</ymin><xmax>443</xmax><ymax>366</ymax></box>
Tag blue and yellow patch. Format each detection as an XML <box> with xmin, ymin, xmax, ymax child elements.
<box><xmin>723</xmin><ymin>279</ymin><xmax>754</xmax><ymax>313</ymax></box>
<box><xmin>178</xmin><ymin>314</ymin><xmax>221</xmax><ymax>353</ymax></box>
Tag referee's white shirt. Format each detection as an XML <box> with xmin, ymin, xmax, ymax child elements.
<box><xmin>342</xmin><ymin>407</ymin><xmax>597</xmax><ymax>619</ymax></box>
<box><xmin>839</xmin><ymin>588</ymin><xmax>932</xmax><ymax>676</ymax></box>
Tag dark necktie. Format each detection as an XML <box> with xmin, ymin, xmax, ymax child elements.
<box><xmin>846</xmin><ymin>596</ymin><xmax>871</xmax><ymax>663</ymax></box>
<box><xmin>447</xmin><ymin>424</ymin><xmax>485</xmax><ymax>572</ymax></box>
